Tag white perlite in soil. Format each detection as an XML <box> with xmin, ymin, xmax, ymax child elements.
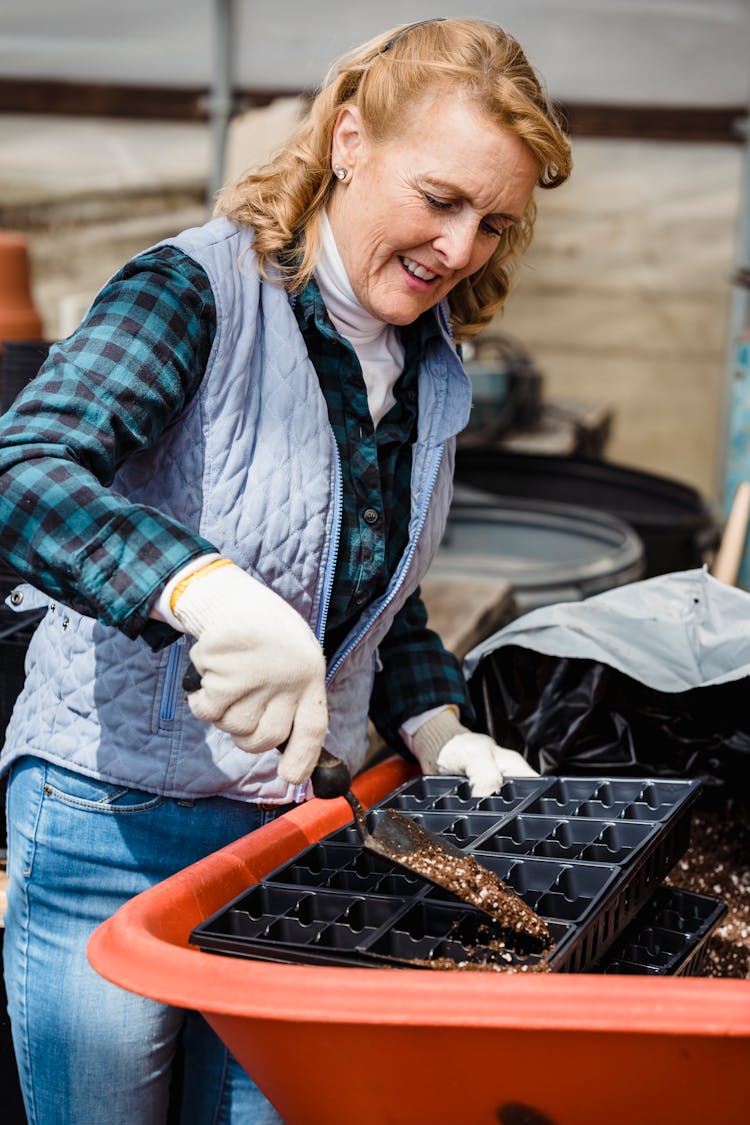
<box><xmin>666</xmin><ymin>806</ymin><xmax>750</xmax><ymax>978</ymax></box>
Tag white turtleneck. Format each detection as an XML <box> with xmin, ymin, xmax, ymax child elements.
<box><xmin>315</xmin><ymin>210</ymin><xmax>405</xmax><ymax>428</ymax></box>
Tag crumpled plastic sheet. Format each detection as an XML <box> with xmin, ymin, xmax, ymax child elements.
<box><xmin>464</xmin><ymin>568</ymin><xmax>750</xmax><ymax>798</ymax></box>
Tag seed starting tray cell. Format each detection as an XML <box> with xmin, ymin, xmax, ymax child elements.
<box><xmin>190</xmin><ymin>775</ymin><xmax>702</xmax><ymax>973</ymax></box>
<box><xmin>379</xmin><ymin>775</ymin><xmax>542</xmax><ymax>817</ymax></box>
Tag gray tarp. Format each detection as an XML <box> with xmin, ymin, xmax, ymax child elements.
<box><xmin>463</xmin><ymin>567</ymin><xmax>750</xmax><ymax>693</ymax></box>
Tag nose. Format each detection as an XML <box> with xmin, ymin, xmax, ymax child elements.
<box><xmin>433</xmin><ymin>215</ymin><xmax>480</xmax><ymax>272</ymax></box>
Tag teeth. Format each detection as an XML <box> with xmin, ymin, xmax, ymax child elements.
<box><xmin>402</xmin><ymin>256</ymin><xmax>438</xmax><ymax>282</ymax></box>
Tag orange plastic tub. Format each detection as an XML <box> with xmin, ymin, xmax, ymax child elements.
<box><xmin>88</xmin><ymin>757</ymin><xmax>750</xmax><ymax>1125</ymax></box>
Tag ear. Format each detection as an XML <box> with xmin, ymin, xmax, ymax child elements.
<box><xmin>331</xmin><ymin>104</ymin><xmax>367</xmax><ymax>173</ymax></box>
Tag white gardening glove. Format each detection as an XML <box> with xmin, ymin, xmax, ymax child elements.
<box><xmin>170</xmin><ymin>559</ymin><xmax>328</xmax><ymax>785</ymax></box>
<box><xmin>410</xmin><ymin>708</ymin><xmax>538</xmax><ymax>797</ymax></box>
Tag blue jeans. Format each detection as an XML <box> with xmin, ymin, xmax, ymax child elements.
<box><xmin>3</xmin><ymin>756</ymin><xmax>290</xmax><ymax>1125</ymax></box>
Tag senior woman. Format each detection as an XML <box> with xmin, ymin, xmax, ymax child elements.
<box><xmin>0</xmin><ymin>17</ymin><xmax>571</xmax><ymax>1125</ymax></box>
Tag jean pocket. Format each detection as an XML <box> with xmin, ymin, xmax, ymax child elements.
<box><xmin>42</xmin><ymin>762</ymin><xmax>164</xmax><ymax>814</ymax></box>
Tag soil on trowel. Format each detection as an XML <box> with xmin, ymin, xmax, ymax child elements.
<box><xmin>385</xmin><ymin>811</ymin><xmax>550</xmax><ymax>947</ymax></box>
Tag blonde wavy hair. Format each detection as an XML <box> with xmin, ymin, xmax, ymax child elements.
<box><xmin>216</xmin><ymin>18</ymin><xmax>571</xmax><ymax>341</ymax></box>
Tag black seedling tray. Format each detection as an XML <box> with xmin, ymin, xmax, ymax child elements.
<box><xmin>594</xmin><ymin>885</ymin><xmax>727</xmax><ymax>976</ymax></box>
<box><xmin>193</xmin><ymin>882</ymin><xmax>573</xmax><ymax>971</ymax></box>
<box><xmin>190</xmin><ymin>774</ymin><xmax>701</xmax><ymax>973</ymax></box>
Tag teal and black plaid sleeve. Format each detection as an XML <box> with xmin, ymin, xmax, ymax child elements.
<box><xmin>0</xmin><ymin>245</ymin><xmax>218</xmax><ymax>646</ymax></box>
<box><xmin>368</xmin><ymin>586</ymin><xmax>475</xmax><ymax>748</ymax></box>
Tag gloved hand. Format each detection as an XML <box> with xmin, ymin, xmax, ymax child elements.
<box><xmin>171</xmin><ymin>558</ymin><xmax>328</xmax><ymax>785</ymax></box>
<box><xmin>410</xmin><ymin>708</ymin><xmax>537</xmax><ymax>797</ymax></box>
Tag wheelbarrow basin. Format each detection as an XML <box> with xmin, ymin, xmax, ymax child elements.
<box><xmin>87</xmin><ymin>757</ymin><xmax>750</xmax><ymax>1125</ymax></box>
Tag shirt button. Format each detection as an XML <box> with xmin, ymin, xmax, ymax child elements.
<box><xmin>354</xmin><ymin>592</ymin><xmax>368</xmax><ymax>606</ymax></box>
<box><xmin>362</xmin><ymin>507</ymin><xmax>380</xmax><ymax>526</ymax></box>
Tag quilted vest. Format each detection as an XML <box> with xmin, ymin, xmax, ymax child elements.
<box><xmin>1</xmin><ymin>218</ymin><xmax>472</xmax><ymax>802</ymax></box>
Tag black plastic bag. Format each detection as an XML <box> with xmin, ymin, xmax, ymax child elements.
<box><xmin>469</xmin><ymin>643</ymin><xmax>750</xmax><ymax>802</ymax></box>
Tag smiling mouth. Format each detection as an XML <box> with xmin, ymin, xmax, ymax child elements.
<box><xmin>399</xmin><ymin>255</ymin><xmax>439</xmax><ymax>283</ymax></box>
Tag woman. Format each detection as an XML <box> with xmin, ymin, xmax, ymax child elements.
<box><xmin>0</xmin><ymin>18</ymin><xmax>571</xmax><ymax>1125</ymax></box>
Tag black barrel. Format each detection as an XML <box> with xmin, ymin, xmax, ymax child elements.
<box><xmin>433</xmin><ymin>494</ymin><xmax>645</xmax><ymax>614</ymax></box>
<box><xmin>454</xmin><ymin>448</ymin><xmax>720</xmax><ymax>578</ymax></box>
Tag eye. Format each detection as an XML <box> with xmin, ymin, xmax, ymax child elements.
<box><xmin>480</xmin><ymin>218</ymin><xmax>503</xmax><ymax>238</ymax></box>
<box><xmin>424</xmin><ymin>191</ymin><xmax>504</xmax><ymax>238</ymax></box>
<box><xmin>423</xmin><ymin>193</ymin><xmax>454</xmax><ymax>212</ymax></box>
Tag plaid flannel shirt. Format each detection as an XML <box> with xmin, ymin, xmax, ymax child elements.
<box><xmin>292</xmin><ymin>277</ymin><xmax>473</xmax><ymax>742</ymax></box>
<box><xmin>0</xmin><ymin>244</ymin><xmax>472</xmax><ymax>743</ymax></box>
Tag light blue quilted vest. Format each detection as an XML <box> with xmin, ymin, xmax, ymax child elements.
<box><xmin>1</xmin><ymin>218</ymin><xmax>472</xmax><ymax>802</ymax></box>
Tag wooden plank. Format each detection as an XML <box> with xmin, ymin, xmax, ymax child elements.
<box><xmin>0</xmin><ymin>79</ymin><xmax>744</xmax><ymax>143</ymax></box>
<box><xmin>420</xmin><ymin>574</ymin><xmax>515</xmax><ymax>662</ymax></box>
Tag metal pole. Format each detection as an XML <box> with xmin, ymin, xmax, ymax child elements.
<box><xmin>207</xmin><ymin>0</ymin><xmax>236</xmax><ymax>206</ymax></box>
<box><xmin>717</xmin><ymin>103</ymin><xmax>750</xmax><ymax>583</ymax></box>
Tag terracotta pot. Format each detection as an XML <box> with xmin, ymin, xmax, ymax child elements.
<box><xmin>0</xmin><ymin>233</ymin><xmax>43</xmax><ymax>344</ymax></box>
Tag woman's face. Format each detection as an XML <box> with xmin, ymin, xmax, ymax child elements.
<box><xmin>327</xmin><ymin>90</ymin><xmax>540</xmax><ymax>325</ymax></box>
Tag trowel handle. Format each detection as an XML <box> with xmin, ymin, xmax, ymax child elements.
<box><xmin>310</xmin><ymin>748</ymin><xmax>352</xmax><ymax>800</ymax></box>
<box><xmin>183</xmin><ymin>662</ymin><xmax>350</xmax><ymax>798</ymax></box>
<box><xmin>182</xmin><ymin>660</ymin><xmax>202</xmax><ymax>694</ymax></box>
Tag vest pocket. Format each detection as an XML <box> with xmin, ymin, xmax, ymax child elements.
<box><xmin>156</xmin><ymin>637</ymin><xmax>186</xmax><ymax>732</ymax></box>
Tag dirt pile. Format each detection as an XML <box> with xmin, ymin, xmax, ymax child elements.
<box><xmin>667</xmin><ymin>804</ymin><xmax>750</xmax><ymax>978</ymax></box>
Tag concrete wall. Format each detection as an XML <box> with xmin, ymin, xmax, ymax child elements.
<box><xmin>498</xmin><ymin>136</ymin><xmax>744</xmax><ymax>499</ymax></box>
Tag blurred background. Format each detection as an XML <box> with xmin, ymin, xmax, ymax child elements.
<box><xmin>1</xmin><ymin>8</ymin><xmax>750</xmax><ymax>1072</ymax></box>
<box><xmin>0</xmin><ymin>0</ymin><xmax>748</xmax><ymax>502</ymax></box>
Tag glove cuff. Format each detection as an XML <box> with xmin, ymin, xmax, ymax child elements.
<box><xmin>170</xmin><ymin>557</ymin><xmax>233</xmax><ymax>614</ymax></box>
<box><xmin>170</xmin><ymin>558</ymin><xmax>252</xmax><ymax>637</ymax></box>
<box><xmin>410</xmin><ymin>709</ymin><xmax>466</xmax><ymax>774</ymax></box>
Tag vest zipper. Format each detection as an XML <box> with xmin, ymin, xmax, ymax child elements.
<box><xmin>317</xmin><ymin>429</ymin><xmax>343</xmax><ymax>651</ymax></box>
<box><xmin>286</xmin><ymin>431</ymin><xmax>343</xmax><ymax>803</ymax></box>
<box><xmin>326</xmin><ymin>444</ymin><xmax>444</xmax><ymax>683</ymax></box>
<box><xmin>160</xmin><ymin>636</ymin><xmax>186</xmax><ymax>723</ymax></box>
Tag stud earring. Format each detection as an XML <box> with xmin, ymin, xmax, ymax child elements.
<box><xmin>334</xmin><ymin>166</ymin><xmax>349</xmax><ymax>181</ymax></box>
